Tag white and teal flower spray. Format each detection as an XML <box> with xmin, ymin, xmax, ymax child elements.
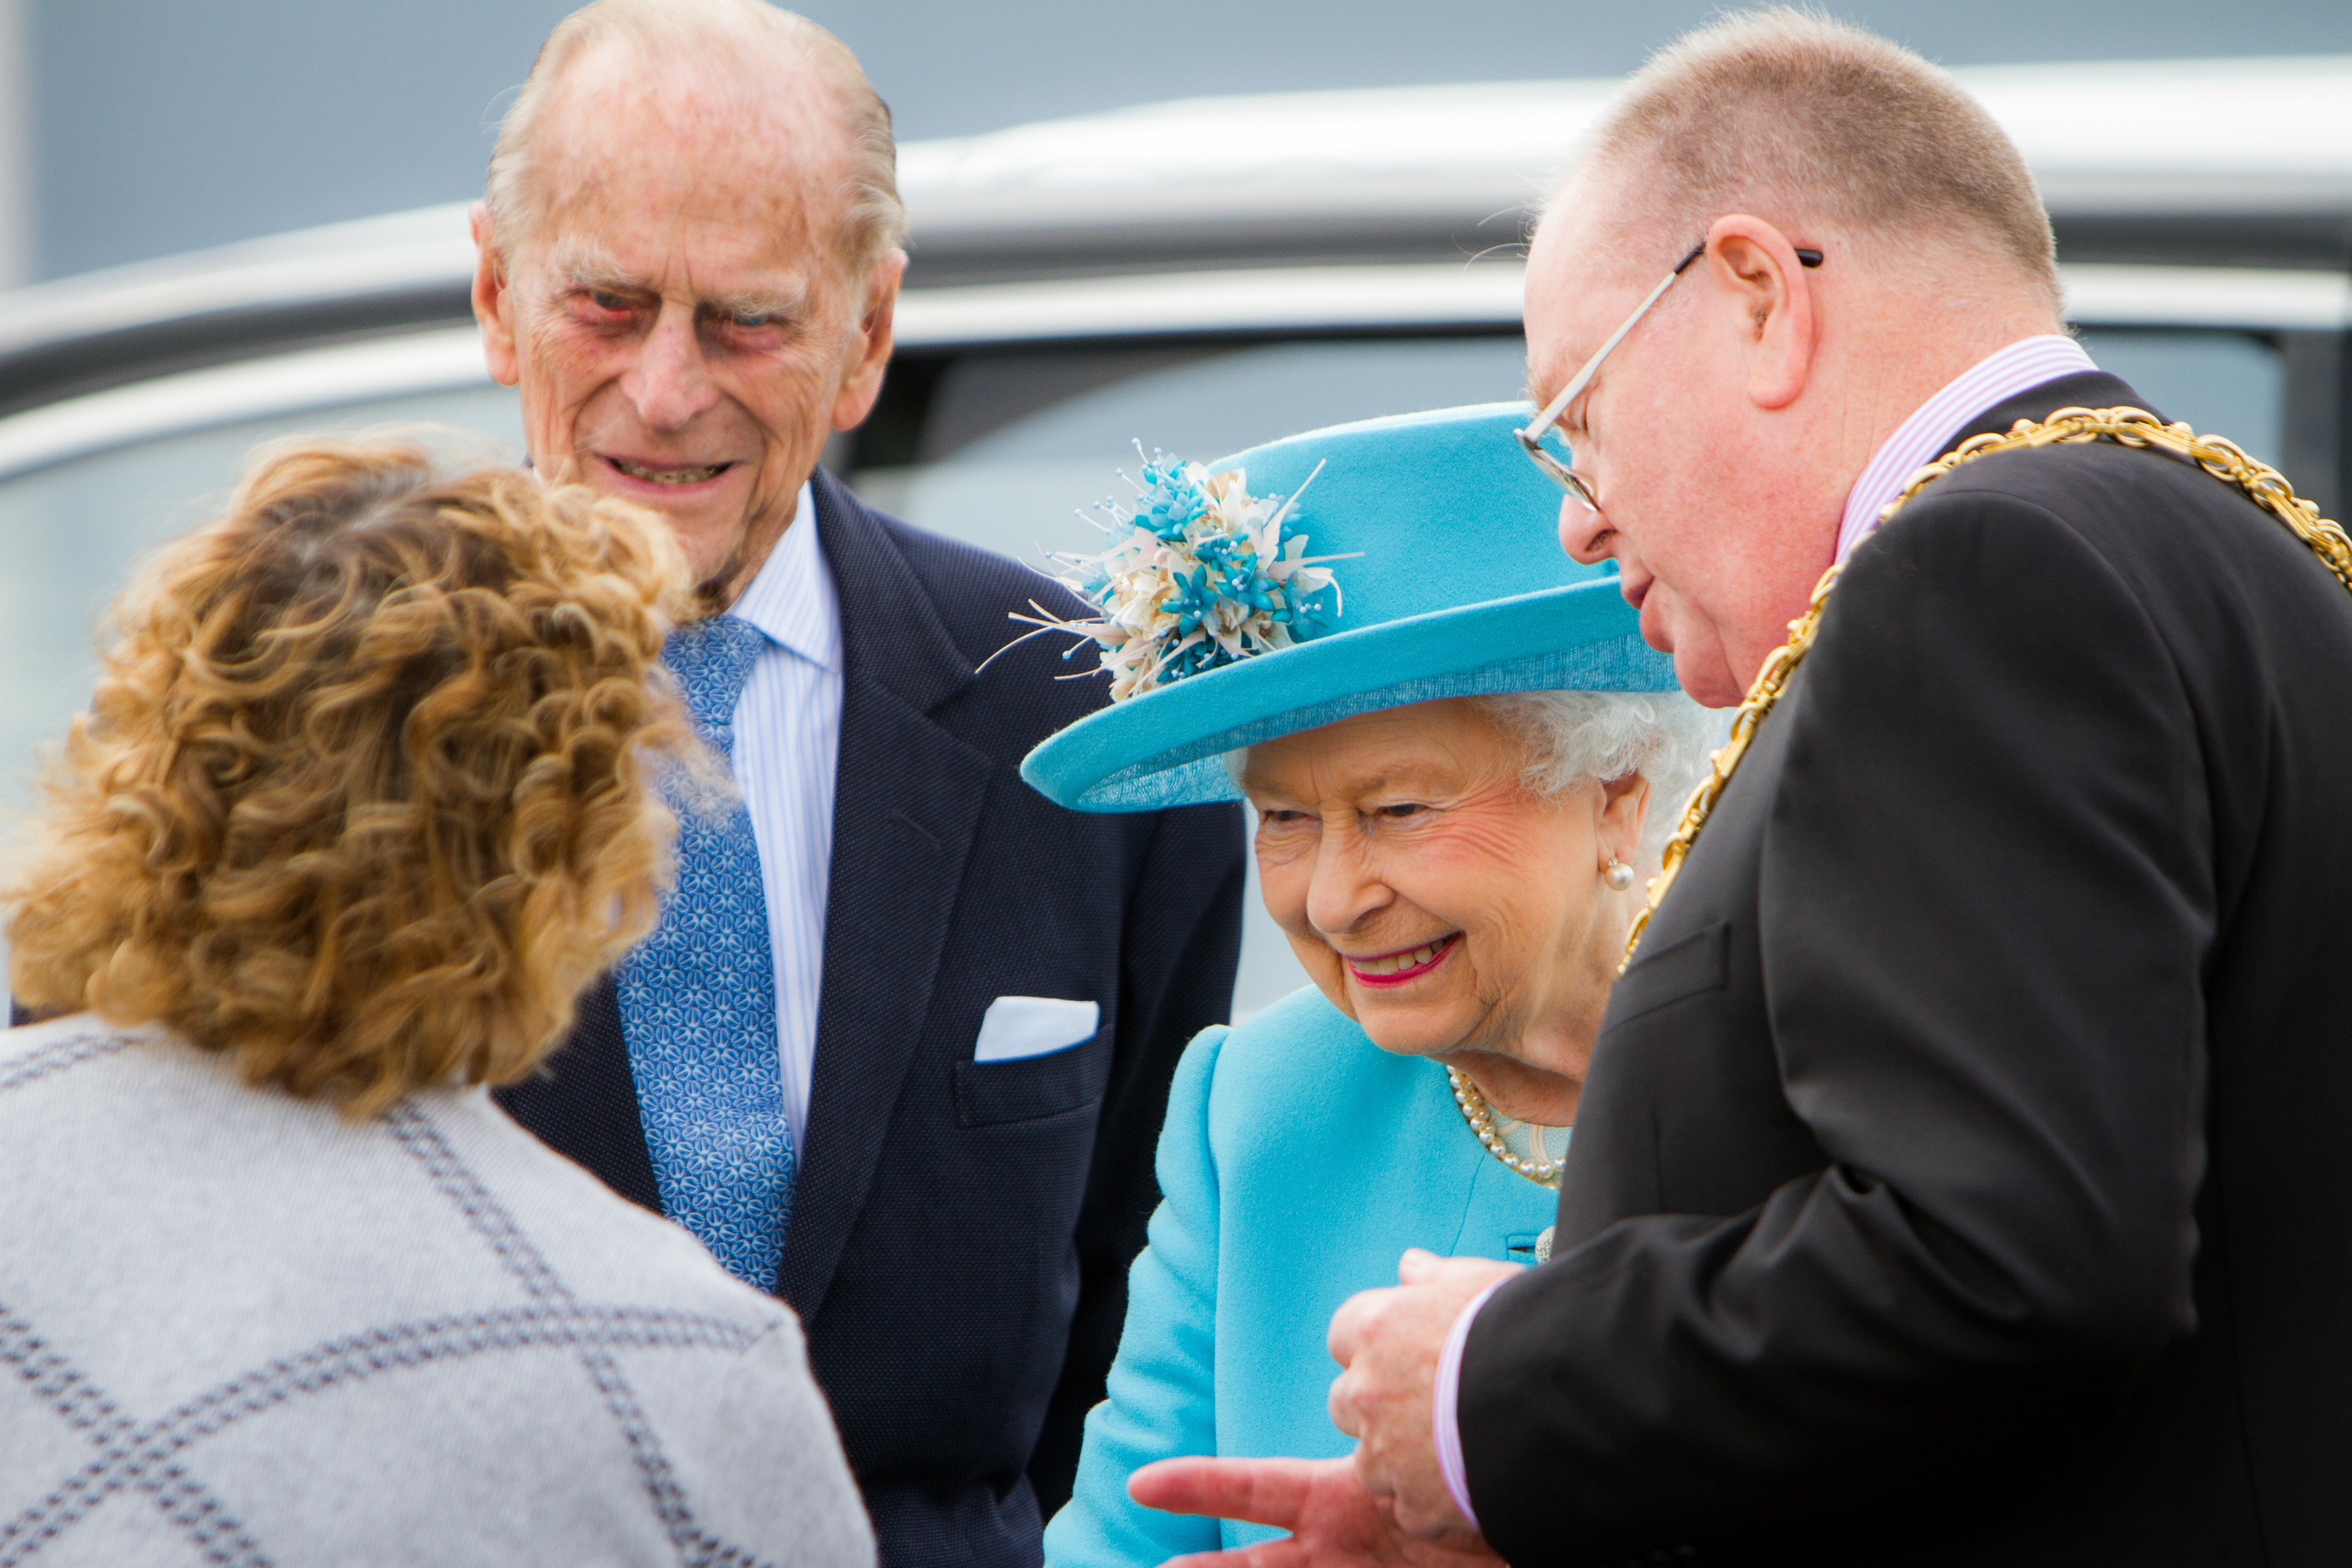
<box><xmin>987</xmin><ymin>446</ymin><xmax>1355</xmax><ymax>701</ymax></box>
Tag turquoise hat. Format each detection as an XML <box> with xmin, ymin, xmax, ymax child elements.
<box><xmin>1018</xmin><ymin>402</ymin><xmax>1676</xmax><ymax>812</ymax></box>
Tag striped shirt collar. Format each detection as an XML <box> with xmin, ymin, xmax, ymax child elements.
<box><xmin>1834</xmin><ymin>334</ymin><xmax>2099</xmax><ymax>565</ymax></box>
<box><xmin>729</xmin><ymin>480</ymin><xmax>841</xmax><ymax>673</ymax></box>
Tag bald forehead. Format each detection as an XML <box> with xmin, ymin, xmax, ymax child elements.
<box><xmin>1522</xmin><ymin>165</ymin><xmax>1659</xmax><ymax>394</ymax></box>
<box><xmin>1537</xmin><ymin>160</ymin><xmax>1683</xmax><ymax>285</ymax></box>
<box><xmin>538</xmin><ymin>34</ymin><xmax>851</xmax><ymax>195</ymax></box>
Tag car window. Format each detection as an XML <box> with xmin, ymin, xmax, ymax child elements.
<box><xmin>0</xmin><ymin>383</ymin><xmax>523</xmax><ymax>977</ymax></box>
<box><xmin>851</xmin><ymin>335</ymin><xmax>1532</xmax><ymax>569</ymax></box>
<box><xmin>2073</xmin><ymin>328</ymin><xmax>2282</xmax><ymax>465</ymax></box>
<box><xmin>857</xmin><ymin>330</ymin><xmax>2287</xmax><ymax>570</ymax></box>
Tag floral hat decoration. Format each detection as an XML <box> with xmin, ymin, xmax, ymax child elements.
<box><xmin>994</xmin><ymin>449</ymin><xmax>1354</xmax><ymax>703</ymax></box>
<box><xmin>1016</xmin><ymin>402</ymin><xmax>1679</xmax><ymax>814</ymax></box>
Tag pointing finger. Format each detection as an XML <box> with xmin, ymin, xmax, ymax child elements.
<box><xmin>1130</xmin><ymin>1456</ymin><xmax>1318</xmax><ymax>1530</ymax></box>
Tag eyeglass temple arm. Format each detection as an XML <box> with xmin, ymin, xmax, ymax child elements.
<box><xmin>1520</xmin><ymin>242</ymin><xmax>1824</xmax><ymax>442</ymax></box>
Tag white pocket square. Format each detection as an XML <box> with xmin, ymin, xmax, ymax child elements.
<box><xmin>973</xmin><ymin>997</ymin><xmax>1101</xmax><ymax>1063</ymax></box>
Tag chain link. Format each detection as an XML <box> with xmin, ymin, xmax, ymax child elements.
<box><xmin>1620</xmin><ymin>406</ymin><xmax>2352</xmax><ymax>971</ymax></box>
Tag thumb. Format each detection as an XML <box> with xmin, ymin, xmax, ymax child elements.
<box><xmin>1398</xmin><ymin>1246</ymin><xmax>1442</xmax><ymax>1283</ymax></box>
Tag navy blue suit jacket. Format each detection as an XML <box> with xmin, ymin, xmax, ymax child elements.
<box><xmin>495</xmin><ymin>471</ymin><xmax>1246</xmax><ymax>1568</ymax></box>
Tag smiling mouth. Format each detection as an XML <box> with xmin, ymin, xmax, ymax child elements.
<box><xmin>1344</xmin><ymin>934</ymin><xmax>1461</xmax><ymax>989</ymax></box>
<box><xmin>605</xmin><ymin>456</ymin><xmax>734</xmax><ymax>486</ymax></box>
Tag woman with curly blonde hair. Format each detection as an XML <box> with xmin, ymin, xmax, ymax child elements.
<box><xmin>0</xmin><ymin>437</ymin><xmax>873</xmax><ymax>1567</ymax></box>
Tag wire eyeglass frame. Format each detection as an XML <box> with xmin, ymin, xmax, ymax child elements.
<box><xmin>1514</xmin><ymin>240</ymin><xmax>1824</xmax><ymax>510</ymax></box>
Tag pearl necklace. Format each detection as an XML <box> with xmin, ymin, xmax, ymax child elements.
<box><xmin>1446</xmin><ymin>1066</ymin><xmax>1567</xmax><ymax>1189</ymax></box>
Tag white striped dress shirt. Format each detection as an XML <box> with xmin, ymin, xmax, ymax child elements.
<box><xmin>724</xmin><ymin>481</ymin><xmax>841</xmax><ymax>1148</ymax></box>
<box><xmin>1832</xmin><ymin>333</ymin><xmax>2099</xmax><ymax>564</ymax></box>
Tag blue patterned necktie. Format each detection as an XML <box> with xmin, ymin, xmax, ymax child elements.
<box><xmin>615</xmin><ymin>614</ymin><xmax>796</xmax><ymax>1291</ymax></box>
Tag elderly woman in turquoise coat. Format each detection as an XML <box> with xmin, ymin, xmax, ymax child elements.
<box><xmin>1016</xmin><ymin>404</ymin><xmax>1714</xmax><ymax>1566</ymax></box>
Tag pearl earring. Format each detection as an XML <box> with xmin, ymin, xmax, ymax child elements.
<box><xmin>1604</xmin><ymin>855</ymin><xmax>1636</xmax><ymax>893</ymax></box>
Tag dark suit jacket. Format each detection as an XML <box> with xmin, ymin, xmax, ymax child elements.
<box><xmin>1458</xmin><ymin>373</ymin><xmax>2352</xmax><ymax>1567</ymax></box>
<box><xmin>495</xmin><ymin>470</ymin><xmax>1244</xmax><ymax>1568</ymax></box>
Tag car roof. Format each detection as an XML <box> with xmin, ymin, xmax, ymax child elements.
<box><xmin>1</xmin><ymin>57</ymin><xmax>2347</xmax><ymax>422</ymax></box>
<box><xmin>897</xmin><ymin>57</ymin><xmax>2352</xmax><ymax>279</ymax></box>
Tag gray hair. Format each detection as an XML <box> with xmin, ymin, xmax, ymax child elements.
<box><xmin>484</xmin><ymin>0</ymin><xmax>906</xmax><ymax>274</ymax></box>
<box><xmin>1478</xmin><ymin>690</ymin><xmax>1720</xmax><ymax>862</ymax></box>
<box><xmin>1569</xmin><ymin>7</ymin><xmax>2059</xmax><ymax>314</ymax></box>
<box><xmin>1224</xmin><ymin>690</ymin><xmax>1723</xmax><ymax>865</ymax></box>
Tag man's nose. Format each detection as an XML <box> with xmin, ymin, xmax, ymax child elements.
<box><xmin>1304</xmin><ymin>828</ymin><xmax>1391</xmax><ymax>939</ymax></box>
<box><xmin>1557</xmin><ymin>491</ymin><xmax>1614</xmax><ymax>565</ymax></box>
<box><xmin>623</xmin><ymin>303</ymin><xmax>722</xmax><ymax>433</ymax></box>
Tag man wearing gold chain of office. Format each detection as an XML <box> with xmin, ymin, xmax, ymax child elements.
<box><xmin>1131</xmin><ymin>10</ymin><xmax>2352</xmax><ymax>1567</ymax></box>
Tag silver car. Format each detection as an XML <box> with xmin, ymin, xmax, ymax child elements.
<box><xmin>3</xmin><ymin>60</ymin><xmax>2345</xmax><ymax>1008</ymax></box>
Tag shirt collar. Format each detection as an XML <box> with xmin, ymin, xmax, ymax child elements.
<box><xmin>1834</xmin><ymin>334</ymin><xmax>2099</xmax><ymax>565</ymax></box>
<box><xmin>727</xmin><ymin>480</ymin><xmax>841</xmax><ymax>672</ymax></box>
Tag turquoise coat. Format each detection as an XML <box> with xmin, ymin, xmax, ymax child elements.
<box><xmin>1043</xmin><ymin>986</ymin><xmax>1561</xmax><ymax>1566</ymax></box>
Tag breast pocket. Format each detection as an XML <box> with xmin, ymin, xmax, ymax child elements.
<box><xmin>952</xmin><ymin>1029</ymin><xmax>1114</xmax><ymax>1127</ymax></box>
<box><xmin>1601</xmin><ymin>920</ymin><xmax>1730</xmax><ymax>1034</ymax></box>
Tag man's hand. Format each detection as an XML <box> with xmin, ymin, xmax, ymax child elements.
<box><xmin>1327</xmin><ymin>1250</ymin><xmax>1520</xmax><ymax>1540</ymax></box>
<box><xmin>1129</xmin><ymin>1455</ymin><xmax>1504</xmax><ymax>1568</ymax></box>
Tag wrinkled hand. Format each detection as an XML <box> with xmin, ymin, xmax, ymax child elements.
<box><xmin>1129</xmin><ymin>1455</ymin><xmax>1504</xmax><ymax>1568</ymax></box>
<box><xmin>1327</xmin><ymin>1249</ymin><xmax>1520</xmax><ymax>1540</ymax></box>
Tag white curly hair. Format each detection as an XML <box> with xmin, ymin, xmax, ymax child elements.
<box><xmin>1477</xmin><ymin>690</ymin><xmax>1722</xmax><ymax>863</ymax></box>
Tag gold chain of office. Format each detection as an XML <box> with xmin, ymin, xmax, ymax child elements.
<box><xmin>1619</xmin><ymin>405</ymin><xmax>2352</xmax><ymax>972</ymax></box>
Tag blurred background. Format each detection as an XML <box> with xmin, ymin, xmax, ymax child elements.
<box><xmin>10</xmin><ymin>0</ymin><xmax>2352</xmax><ymax>282</ymax></box>
<box><xmin>4</xmin><ymin>0</ymin><xmax>2350</xmax><ymax>1009</ymax></box>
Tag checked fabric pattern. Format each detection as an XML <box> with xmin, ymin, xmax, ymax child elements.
<box><xmin>617</xmin><ymin>615</ymin><xmax>798</xmax><ymax>1293</ymax></box>
<box><xmin>0</xmin><ymin>1021</ymin><xmax>870</xmax><ymax>1567</ymax></box>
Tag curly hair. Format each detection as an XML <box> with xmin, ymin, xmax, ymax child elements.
<box><xmin>4</xmin><ymin>435</ymin><xmax>704</xmax><ymax>1117</ymax></box>
<box><xmin>1477</xmin><ymin>690</ymin><xmax>1725</xmax><ymax>863</ymax></box>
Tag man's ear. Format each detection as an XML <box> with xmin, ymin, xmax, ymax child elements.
<box><xmin>1704</xmin><ymin>215</ymin><xmax>1817</xmax><ymax>412</ymax></box>
<box><xmin>831</xmin><ymin>248</ymin><xmax>907</xmax><ymax>433</ymax></box>
<box><xmin>470</xmin><ymin>203</ymin><xmax>521</xmax><ymax>389</ymax></box>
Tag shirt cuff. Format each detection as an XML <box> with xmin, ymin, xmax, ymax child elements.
<box><xmin>1432</xmin><ymin>1276</ymin><xmax>1511</xmax><ymax>1534</ymax></box>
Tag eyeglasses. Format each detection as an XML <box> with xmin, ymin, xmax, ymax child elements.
<box><xmin>1515</xmin><ymin>240</ymin><xmax>1824</xmax><ymax>510</ymax></box>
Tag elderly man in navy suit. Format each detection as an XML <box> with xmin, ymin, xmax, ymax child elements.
<box><xmin>467</xmin><ymin>4</ymin><xmax>1244</xmax><ymax>1564</ymax></box>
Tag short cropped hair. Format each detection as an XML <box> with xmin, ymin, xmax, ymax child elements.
<box><xmin>486</xmin><ymin>0</ymin><xmax>905</xmax><ymax>274</ymax></box>
<box><xmin>1579</xmin><ymin>7</ymin><xmax>2058</xmax><ymax>309</ymax></box>
<box><xmin>4</xmin><ymin>438</ymin><xmax>703</xmax><ymax>1118</ymax></box>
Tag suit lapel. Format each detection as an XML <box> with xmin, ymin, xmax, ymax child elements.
<box><xmin>778</xmin><ymin>473</ymin><xmax>992</xmax><ymax>1313</ymax></box>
